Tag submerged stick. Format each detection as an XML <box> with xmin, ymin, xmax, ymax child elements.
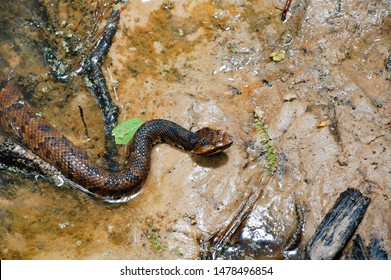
<box><xmin>0</xmin><ymin>140</ymin><xmax>64</xmax><ymax>186</ymax></box>
<box><xmin>83</xmin><ymin>9</ymin><xmax>120</xmax><ymax>171</ymax></box>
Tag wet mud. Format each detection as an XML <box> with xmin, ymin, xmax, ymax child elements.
<box><xmin>0</xmin><ymin>0</ymin><xmax>390</xmax><ymax>259</ymax></box>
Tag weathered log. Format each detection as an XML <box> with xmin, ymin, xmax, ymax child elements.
<box><xmin>305</xmin><ymin>188</ymin><xmax>371</xmax><ymax>260</ymax></box>
<box><xmin>0</xmin><ymin>139</ymin><xmax>64</xmax><ymax>186</ymax></box>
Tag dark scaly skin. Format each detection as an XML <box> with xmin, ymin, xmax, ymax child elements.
<box><xmin>0</xmin><ymin>71</ymin><xmax>233</xmax><ymax>202</ymax></box>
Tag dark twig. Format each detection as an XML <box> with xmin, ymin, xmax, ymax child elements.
<box><xmin>78</xmin><ymin>105</ymin><xmax>91</xmax><ymax>141</ymax></box>
<box><xmin>281</xmin><ymin>0</ymin><xmax>293</xmax><ymax>22</ymax></box>
<box><xmin>86</xmin><ymin>9</ymin><xmax>120</xmax><ymax>67</ymax></box>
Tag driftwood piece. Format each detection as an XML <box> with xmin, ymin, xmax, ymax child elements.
<box><xmin>0</xmin><ymin>139</ymin><xmax>64</xmax><ymax>187</ymax></box>
<box><xmin>305</xmin><ymin>188</ymin><xmax>371</xmax><ymax>260</ymax></box>
<box><xmin>348</xmin><ymin>234</ymin><xmax>388</xmax><ymax>260</ymax></box>
<box><xmin>348</xmin><ymin>234</ymin><xmax>367</xmax><ymax>260</ymax></box>
<box><xmin>367</xmin><ymin>239</ymin><xmax>388</xmax><ymax>260</ymax></box>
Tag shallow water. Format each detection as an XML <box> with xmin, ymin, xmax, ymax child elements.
<box><xmin>0</xmin><ymin>0</ymin><xmax>390</xmax><ymax>259</ymax></box>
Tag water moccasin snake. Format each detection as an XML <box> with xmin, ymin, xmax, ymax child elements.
<box><xmin>0</xmin><ymin>71</ymin><xmax>233</xmax><ymax>202</ymax></box>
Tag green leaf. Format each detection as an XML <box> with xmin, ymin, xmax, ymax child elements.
<box><xmin>112</xmin><ymin>118</ymin><xmax>144</xmax><ymax>145</ymax></box>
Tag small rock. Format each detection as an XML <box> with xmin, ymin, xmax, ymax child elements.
<box><xmin>283</xmin><ymin>93</ymin><xmax>298</xmax><ymax>101</ymax></box>
<box><xmin>337</xmin><ymin>155</ymin><xmax>348</xmax><ymax>166</ymax></box>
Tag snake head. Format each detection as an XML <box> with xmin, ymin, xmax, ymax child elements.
<box><xmin>192</xmin><ymin>127</ymin><xmax>233</xmax><ymax>156</ymax></box>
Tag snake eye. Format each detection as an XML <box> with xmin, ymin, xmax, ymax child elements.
<box><xmin>193</xmin><ymin>127</ymin><xmax>233</xmax><ymax>156</ymax></box>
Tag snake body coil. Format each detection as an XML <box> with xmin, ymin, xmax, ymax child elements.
<box><xmin>0</xmin><ymin>71</ymin><xmax>233</xmax><ymax>202</ymax></box>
